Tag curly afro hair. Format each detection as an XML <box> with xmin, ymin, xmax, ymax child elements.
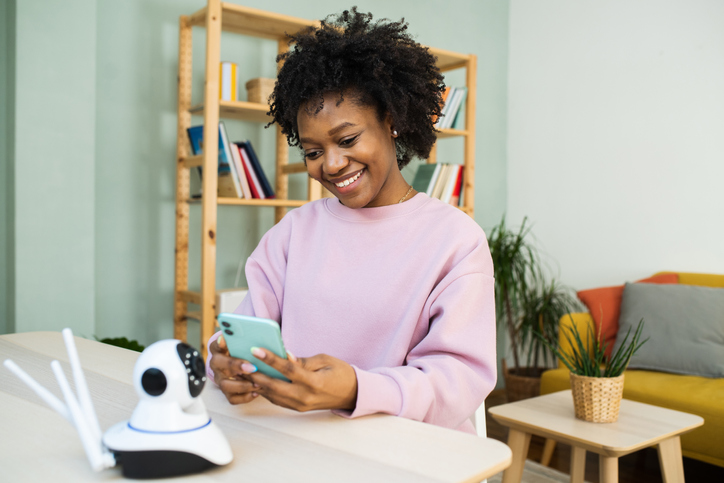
<box><xmin>268</xmin><ymin>7</ymin><xmax>445</xmax><ymax>169</ymax></box>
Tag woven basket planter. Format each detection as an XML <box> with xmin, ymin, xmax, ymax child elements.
<box><xmin>569</xmin><ymin>372</ymin><xmax>625</xmax><ymax>423</ymax></box>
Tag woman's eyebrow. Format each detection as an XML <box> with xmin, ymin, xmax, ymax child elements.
<box><xmin>327</xmin><ymin>122</ymin><xmax>356</xmax><ymax>136</ymax></box>
<box><xmin>300</xmin><ymin>122</ymin><xmax>357</xmax><ymax>144</ymax></box>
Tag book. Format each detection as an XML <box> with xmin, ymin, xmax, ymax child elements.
<box><xmin>237</xmin><ymin>142</ymin><xmax>265</xmax><ymax>199</ymax></box>
<box><xmin>450</xmin><ymin>166</ymin><xmax>464</xmax><ymax>206</ymax></box>
<box><xmin>439</xmin><ymin>89</ymin><xmax>460</xmax><ymax>129</ymax></box>
<box><xmin>219</xmin><ymin>61</ymin><xmax>237</xmax><ymax>101</ymax></box>
<box><xmin>186</xmin><ymin>127</ymin><xmax>204</xmax><ymax>198</ymax></box>
<box><xmin>440</xmin><ymin>164</ymin><xmax>462</xmax><ymax>203</ymax></box>
<box><xmin>425</xmin><ymin>163</ymin><xmax>442</xmax><ymax>197</ymax></box>
<box><xmin>436</xmin><ymin>86</ymin><xmax>468</xmax><ymax>129</ymax></box>
<box><xmin>411</xmin><ymin>164</ymin><xmax>438</xmax><ymax>194</ymax></box>
<box><xmin>450</xmin><ymin>87</ymin><xmax>468</xmax><ymax>130</ymax></box>
<box><xmin>186</xmin><ymin>123</ymin><xmax>241</xmax><ymax>198</ymax></box>
<box><xmin>431</xmin><ymin>164</ymin><xmax>452</xmax><ymax>200</ymax></box>
<box><xmin>230</xmin><ymin>142</ymin><xmax>252</xmax><ymax>199</ymax></box>
<box><xmin>219</xmin><ymin>122</ymin><xmax>243</xmax><ymax>198</ymax></box>
<box><xmin>242</xmin><ymin>140</ymin><xmax>275</xmax><ymax>198</ymax></box>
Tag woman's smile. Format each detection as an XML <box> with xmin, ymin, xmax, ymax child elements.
<box><xmin>331</xmin><ymin>168</ymin><xmax>364</xmax><ymax>189</ymax></box>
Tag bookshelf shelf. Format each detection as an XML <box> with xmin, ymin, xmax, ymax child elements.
<box><xmin>437</xmin><ymin>128</ymin><xmax>470</xmax><ymax>139</ymax></box>
<box><xmin>174</xmin><ymin>0</ymin><xmax>478</xmax><ymax>355</ymax></box>
<box><xmin>189</xmin><ymin>100</ymin><xmax>271</xmax><ymax>123</ymax></box>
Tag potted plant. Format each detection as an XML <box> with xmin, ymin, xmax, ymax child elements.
<box><xmin>518</xmin><ymin>280</ymin><xmax>581</xmax><ymax>373</ymax></box>
<box><xmin>488</xmin><ymin>216</ymin><xmax>580</xmax><ymax>402</ymax></box>
<box><xmin>538</xmin><ymin>318</ymin><xmax>648</xmax><ymax>422</ymax></box>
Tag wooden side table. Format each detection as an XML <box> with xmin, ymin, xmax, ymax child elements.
<box><xmin>488</xmin><ymin>390</ymin><xmax>703</xmax><ymax>483</ymax></box>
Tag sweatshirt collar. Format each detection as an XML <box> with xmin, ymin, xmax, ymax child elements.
<box><xmin>324</xmin><ymin>192</ymin><xmax>430</xmax><ymax>222</ymax></box>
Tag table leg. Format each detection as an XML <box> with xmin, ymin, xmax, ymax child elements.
<box><xmin>570</xmin><ymin>446</ymin><xmax>586</xmax><ymax>483</ymax></box>
<box><xmin>502</xmin><ymin>429</ymin><xmax>531</xmax><ymax>483</ymax></box>
<box><xmin>599</xmin><ymin>455</ymin><xmax>618</xmax><ymax>483</ymax></box>
<box><xmin>657</xmin><ymin>436</ymin><xmax>685</xmax><ymax>483</ymax></box>
<box><xmin>541</xmin><ymin>438</ymin><xmax>556</xmax><ymax>466</ymax></box>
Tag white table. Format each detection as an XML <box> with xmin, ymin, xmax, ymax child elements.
<box><xmin>0</xmin><ymin>332</ymin><xmax>511</xmax><ymax>482</ymax></box>
<box><xmin>488</xmin><ymin>390</ymin><xmax>704</xmax><ymax>483</ymax></box>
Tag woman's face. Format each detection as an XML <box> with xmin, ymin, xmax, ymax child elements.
<box><xmin>297</xmin><ymin>92</ymin><xmax>408</xmax><ymax>208</ymax></box>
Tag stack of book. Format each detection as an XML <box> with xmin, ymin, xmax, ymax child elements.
<box><xmin>434</xmin><ymin>86</ymin><xmax>467</xmax><ymax>130</ymax></box>
<box><xmin>412</xmin><ymin>163</ymin><xmax>464</xmax><ymax>206</ymax></box>
<box><xmin>187</xmin><ymin>122</ymin><xmax>275</xmax><ymax>200</ymax></box>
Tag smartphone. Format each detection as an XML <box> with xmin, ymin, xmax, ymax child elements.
<box><xmin>217</xmin><ymin>313</ymin><xmax>289</xmax><ymax>381</ymax></box>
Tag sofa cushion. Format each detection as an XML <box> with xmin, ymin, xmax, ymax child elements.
<box><xmin>615</xmin><ymin>283</ymin><xmax>724</xmax><ymax>378</ymax></box>
<box><xmin>576</xmin><ymin>273</ymin><xmax>678</xmax><ymax>358</ymax></box>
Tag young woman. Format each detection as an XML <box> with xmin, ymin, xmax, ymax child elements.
<box><xmin>207</xmin><ymin>8</ymin><xmax>496</xmax><ymax>434</ymax></box>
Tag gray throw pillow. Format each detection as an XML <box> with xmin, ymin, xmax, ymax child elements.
<box><xmin>614</xmin><ymin>282</ymin><xmax>724</xmax><ymax>378</ymax></box>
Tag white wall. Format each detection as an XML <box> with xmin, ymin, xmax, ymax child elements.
<box><xmin>507</xmin><ymin>0</ymin><xmax>724</xmax><ymax>290</ymax></box>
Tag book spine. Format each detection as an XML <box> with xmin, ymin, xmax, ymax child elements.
<box><xmin>450</xmin><ymin>166</ymin><xmax>464</xmax><ymax>206</ymax></box>
<box><xmin>426</xmin><ymin>163</ymin><xmax>442</xmax><ymax>197</ymax></box>
<box><xmin>230</xmin><ymin>142</ymin><xmax>251</xmax><ymax>199</ymax></box>
<box><xmin>239</xmin><ymin>143</ymin><xmax>265</xmax><ymax>199</ymax></box>
<box><xmin>220</xmin><ymin>62</ymin><xmax>237</xmax><ymax>101</ymax></box>
<box><xmin>218</xmin><ymin>122</ymin><xmax>242</xmax><ymax>198</ymax></box>
<box><xmin>244</xmin><ymin>140</ymin><xmax>275</xmax><ymax>198</ymax></box>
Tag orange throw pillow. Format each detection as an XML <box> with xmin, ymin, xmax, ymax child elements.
<box><xmin>577</xmin><ymin>273</ymin><xmax>679</xmax><ymax>358</ymax></box>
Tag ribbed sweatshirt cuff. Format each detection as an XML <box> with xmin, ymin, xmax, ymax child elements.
<box><xmin>332</xmin><ymin>366</ymin><xmax>403</xmax><ymax>419</ymax></box>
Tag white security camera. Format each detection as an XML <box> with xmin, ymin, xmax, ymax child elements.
<box><xmin>104</xmin><ymin>339</ymin><xmax>233</xmax><ymax>477</ymax></box>
<box><xmin>129</xmin><ymin>340</ymin><xmax>209</xmax><ymax>432</ymax></box>
<box><xmin>4</xmin><ymin>331</ymin><xmax>233</xmax><ymax>479</ymax></box>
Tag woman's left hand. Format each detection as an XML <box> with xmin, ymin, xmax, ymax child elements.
<box><xmin>246</xmin><ymin>348</ymin><xmax>358</xmax><ymax>412</ymax></box>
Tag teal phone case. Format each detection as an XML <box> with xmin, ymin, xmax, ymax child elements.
<box><xmin>218</xmin><ymin>313</ymin><xmax>289</xmax><ymax>381</ymax></box>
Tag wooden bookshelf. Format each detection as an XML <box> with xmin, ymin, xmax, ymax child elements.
<box><xmin>174</xmin><ymin>0</ymin><xmax>478</xmax><ymax>355</ymax></box>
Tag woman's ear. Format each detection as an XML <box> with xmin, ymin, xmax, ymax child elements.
<box><xmin>384</xmin><ymin>113</ymin><xmax>397</xmax><ymax>137</ymax></box>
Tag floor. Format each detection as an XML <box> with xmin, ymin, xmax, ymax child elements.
<box><xmin>485</xmin><ymin>389</ymin><xmax>724</xmax><ymax>483</ymax></box>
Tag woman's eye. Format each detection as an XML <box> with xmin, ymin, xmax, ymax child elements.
<box><xmin>304</xmin><ymin>151</ymin><xmax>322</xmax><ymax>160</ymax></box>
<box><xmin>340</xmin><ymin>135</ymin><xmax>359</xmax><ymax>146</ymax></box>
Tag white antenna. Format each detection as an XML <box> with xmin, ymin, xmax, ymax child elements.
<box><xmin>2</xmin><ymin>359</ymin><xmax>72</xmax><ymax>423</ymax></box>
<box><xmin>62</xmin><ymin>328</ymin><xmax>102</xmax><ymax>441</ymax></box>
<box><xmin>51</xmin><ymin>360</ymin><xmax>114</xmax><ymax>471</ymax></box>
<box><xmin>3</xmin><ymin>328</ymin><xmax>115</xmax><ymax>472</ymax></box>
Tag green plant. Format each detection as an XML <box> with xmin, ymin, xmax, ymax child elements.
<box><xmin>488</xmin><ymin>215</ymin><xmax>542</xmax><ymax>373</ymax></box>
<box><xmin>538</xmin><ymin>318</ymin><xmax>648</xmax><ymax>377</ymax></box>
<box><xmin>96</xmin><ymin>337</ymin><xmax>145</xmax><ymax>352</ymax></box>
<box><xmin>518</xmin><ymin>280</ymin><xmax>581</xmax><ymax>372</ymax></box>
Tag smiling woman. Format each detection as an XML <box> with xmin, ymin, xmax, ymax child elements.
<box><xmin>206</xmin><ymin>8</ymin><xmax>497</xmax><ymax>435</ymax></box>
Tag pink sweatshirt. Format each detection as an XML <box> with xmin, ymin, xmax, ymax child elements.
<box><xmin>207</xmin><ymin>193</ymin><xmax>496</xmax><ymax>434</ymax></box>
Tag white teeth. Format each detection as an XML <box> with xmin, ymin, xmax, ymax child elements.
<box><xmin>335</xmin><ymin>170</ymin><xmax>362</xmax><ymax>188</ymax></box>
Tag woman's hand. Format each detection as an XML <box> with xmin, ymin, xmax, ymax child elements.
<box><xmin>209</xmin><ymin>335</ymin><xmax>261</xmax><ymax>405</ymax></box>
<box><xmin>247</xmin><ymin>348</ymin><xmax>358</xmax><ymax>412</ymax></box>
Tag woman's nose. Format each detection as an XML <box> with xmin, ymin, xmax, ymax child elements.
<box><xmin>323</xmin><ymin>150</ymin><xmax>348</xmax><ymax>175</ymax></box>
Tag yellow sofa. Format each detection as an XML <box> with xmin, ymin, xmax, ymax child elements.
<box><xmin>540</xmin><ymin>272</ymin><xmax>724</xmax><ymax>468</ymax></box>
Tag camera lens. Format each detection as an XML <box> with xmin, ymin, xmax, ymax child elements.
<box><xmin>224</xmin><ymin>329</ymin><xmax>234</xmax><ymax>336</ymax></box>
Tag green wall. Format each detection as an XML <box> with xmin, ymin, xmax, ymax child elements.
<box><xmin>4</xmin><ymin>0</ymin><xmax>508</xmax><ymax>347</ymax></box>
<box><xmin>1</xmin><ymin>0</ymin><xmax>14</xmax><ymax>335</ymax></box>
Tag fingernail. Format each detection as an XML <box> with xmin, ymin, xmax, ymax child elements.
<box><xmin>251</xmin><ymin>347</ymin><xmax>265</xmax><ymax>359</ymax></box>
<box><xmin>241</xmin><ymin>363</ymin><xmax>257</xmax><ymax>373</ymax></box>
<box><xmin>251</xmin><ymin>392</ymin><xmax>258</xmax><ymax>397</ymax></box>
<box><xmin>287</xmin><ymin>350</ymin><xmax>297</xmax><ymax>362</ymax></box>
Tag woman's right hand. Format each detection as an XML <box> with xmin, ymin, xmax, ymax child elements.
<box><xmin>209</xmin><ymin>335</ymin><xmax>260</xmax><ymax>405</ymax></box>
